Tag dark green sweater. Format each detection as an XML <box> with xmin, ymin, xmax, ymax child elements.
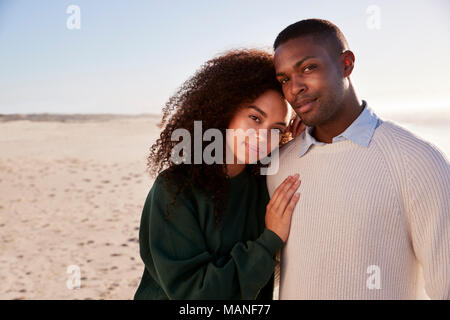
<box><xmin>133</xmin><ymin>166</ymin><xmax>285</xmax><ymax>300</ymax></box>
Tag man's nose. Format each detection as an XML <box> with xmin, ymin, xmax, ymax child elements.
<box><xmin>290</xmin><ymin>74</ymin><xmax>307</xmax><ymax>98</ymax></box>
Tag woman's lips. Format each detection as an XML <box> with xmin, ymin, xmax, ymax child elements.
<box><xmin>296</xmin><ymin>98</ymin><xmax>317</xmax><ymax>113</ymax></box>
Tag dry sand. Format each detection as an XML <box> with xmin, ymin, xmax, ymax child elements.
<box><xmin>0</xmin><ymin>114</ymin><xmax>161</xmax><ymax>299</ymax></box>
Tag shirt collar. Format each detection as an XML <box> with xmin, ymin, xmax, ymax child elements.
<box><xmin>298</xmin><ymin>100</ymin><xmax>380</xmax><ymax>158</ymax></box>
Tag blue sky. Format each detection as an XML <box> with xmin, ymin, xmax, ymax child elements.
<box><xmin>0</xmin><ymin>0</ymin><xmax>449</xmax><ymax>115</ymax></box>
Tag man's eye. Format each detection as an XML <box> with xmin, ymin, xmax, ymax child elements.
<box><xmin>249</xmin><ymin>115</ymin><xmax>261</xmax><ymax>123</ymax></box>
<box><xmin>304</xmin><ymin>64</ymin><xmax>317</xmax><ymax>72</ymax></box>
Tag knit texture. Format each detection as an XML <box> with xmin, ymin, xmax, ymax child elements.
<box><xmin>267</xmin><ymin>120</ymin><xmax>449</xmax><ymax>299</ymax></box>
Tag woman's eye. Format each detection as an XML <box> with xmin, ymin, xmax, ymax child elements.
<box><xmin>304</xmin><ymin>64</ymin><xmax>317</xmax><ymax>73</ymax></box>
<box><xmin>279</xmin><ymin>77</ymin><xmax>289</xmax><ymax>84</ymax></box>
<box><xmin>249</xmin><ymin>115</ymin><xmax>261</xmax><ymax>123</ymax></box>
<box><xmin>270</xmin><ymin>128</ymin><xmax>283</xmax><ymax>134</ymax></box>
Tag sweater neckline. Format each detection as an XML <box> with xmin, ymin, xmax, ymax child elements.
<box><xmin>227</xmin><ymin>166</ymin><xmax>250</xmax><ymax>185</ymax></box>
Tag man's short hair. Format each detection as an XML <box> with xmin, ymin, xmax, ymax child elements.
<box><xmin>273</xmin><ymin>19</ymin><xmax>349</xmax><ymax>56</ymax></box>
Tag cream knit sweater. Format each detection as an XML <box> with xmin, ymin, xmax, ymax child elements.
<box><xmin>266</xmin><ymin>120</ymin><xmax>449</xmax><ymax>300</ymax></box>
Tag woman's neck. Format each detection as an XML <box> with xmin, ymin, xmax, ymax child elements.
<box><xmin>225</xmin><ymin>163</ymin><xmax>246</xmax><ymax>178</ymax></box>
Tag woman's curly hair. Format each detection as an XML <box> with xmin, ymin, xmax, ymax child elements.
<box><xmin>147</xmin><ymin>49</ymin><xmax>291</xmax><ymax>227</ymax></box>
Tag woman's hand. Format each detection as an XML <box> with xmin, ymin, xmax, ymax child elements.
<box><xmin>287</xmin><ymin>115</ymin><xmax>306</xmax><ymax>138</ymax></box>
<box><xmin>265</xmin><ymin>174</ymin><xmax>301</xmax><ymax>242</ymax></box>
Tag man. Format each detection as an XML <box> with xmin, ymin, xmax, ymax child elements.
<box><xmin>266</xmin><ymin>19</ymin><xmax>449</xmax><ymax>299</ymax></box>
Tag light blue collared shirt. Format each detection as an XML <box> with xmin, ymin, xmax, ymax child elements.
<box><xmin>298</xmin><ymin>100</ymin><xmax>382</xmax><ymax>158</ymax></box>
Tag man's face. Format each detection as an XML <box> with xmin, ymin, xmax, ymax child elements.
<box><xmin>274</xmin><ymin>35</ymin><xmax>347</xmax><ymax>127</ymax></box>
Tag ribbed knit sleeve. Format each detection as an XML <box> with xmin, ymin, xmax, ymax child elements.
<box><xmin>390</xmin><ymin>124</ymin><xmax>450</xmax><ymax>299</ymax></box>
<box><xmin>144</xmin><ymin>175</ymin><xmax>284</xmax><ymax>300</ymax></box>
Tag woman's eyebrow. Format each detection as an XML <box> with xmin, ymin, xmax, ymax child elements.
<box><xmin>247</xmin><ymin>105</ymin><xmax>267</xmax><ymax>118</ymax></box>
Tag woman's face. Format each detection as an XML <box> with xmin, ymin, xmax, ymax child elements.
<box><xmin>226</xmin><ymin>89</ymin><xmax>290</xmax><ymax>164</ymax></box>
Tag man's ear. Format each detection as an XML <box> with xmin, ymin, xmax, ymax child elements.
<box><xmin>341</xmin><ymin>50</ymin><xmax>355</xmax><ymax>77</ymax></box>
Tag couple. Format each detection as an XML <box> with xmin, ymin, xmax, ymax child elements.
<box><xmin>134</xmin><ymin>19</ymin><xmax>449</xmax><ymax>300</ymax></box>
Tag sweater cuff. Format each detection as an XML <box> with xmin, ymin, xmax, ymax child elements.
<box><xmin>258</xmin><ymin>228</ymin><xmax>285</xmax><ymax>256</ymax></box>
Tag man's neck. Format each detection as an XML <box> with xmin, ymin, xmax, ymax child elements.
<box><xmin>312</xmin><ymin>93</ymin><xmax>364</xmax><ymax>144</ymax></box>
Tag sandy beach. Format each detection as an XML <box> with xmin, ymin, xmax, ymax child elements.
<box><xmin>0</xmin><ymin>114</ymin><xmax>161</xmax><ymax>299</ymax></box>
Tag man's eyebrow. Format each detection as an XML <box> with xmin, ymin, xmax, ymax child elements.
<box><xmin>276</xmin><ymin>56</ymin><xmax>317</xmax><ymax>77</ymax></box>
<box><xmin>248</xmin><ymin>105</ymin><xmax>267</xmax><ymax>118</ymax></box>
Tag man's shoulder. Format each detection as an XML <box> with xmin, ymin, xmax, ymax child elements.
<box><xmin>375</xmin><ymin>120</ymin><xmax>442</xmax><ymax>152</ymax></box>
<box><xmin>279</xmin><ymin>134</ymin><xmax>305</xmax><ymax>158</ymax></box>
<box><xmin>373</xmin><ymin>120</ymin><xmax>448</xmax><ymax>169</ymax></box>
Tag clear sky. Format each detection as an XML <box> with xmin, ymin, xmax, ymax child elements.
<box><xmin>0</xmin><ymin>0</ymin><xmax>449</xmax><ymax>115</ymax></box>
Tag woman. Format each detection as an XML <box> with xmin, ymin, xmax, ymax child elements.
<box><xmin>134</xmin><ymin>49</ymin><xmax>304</xmax><ymax>300</ymax></box>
